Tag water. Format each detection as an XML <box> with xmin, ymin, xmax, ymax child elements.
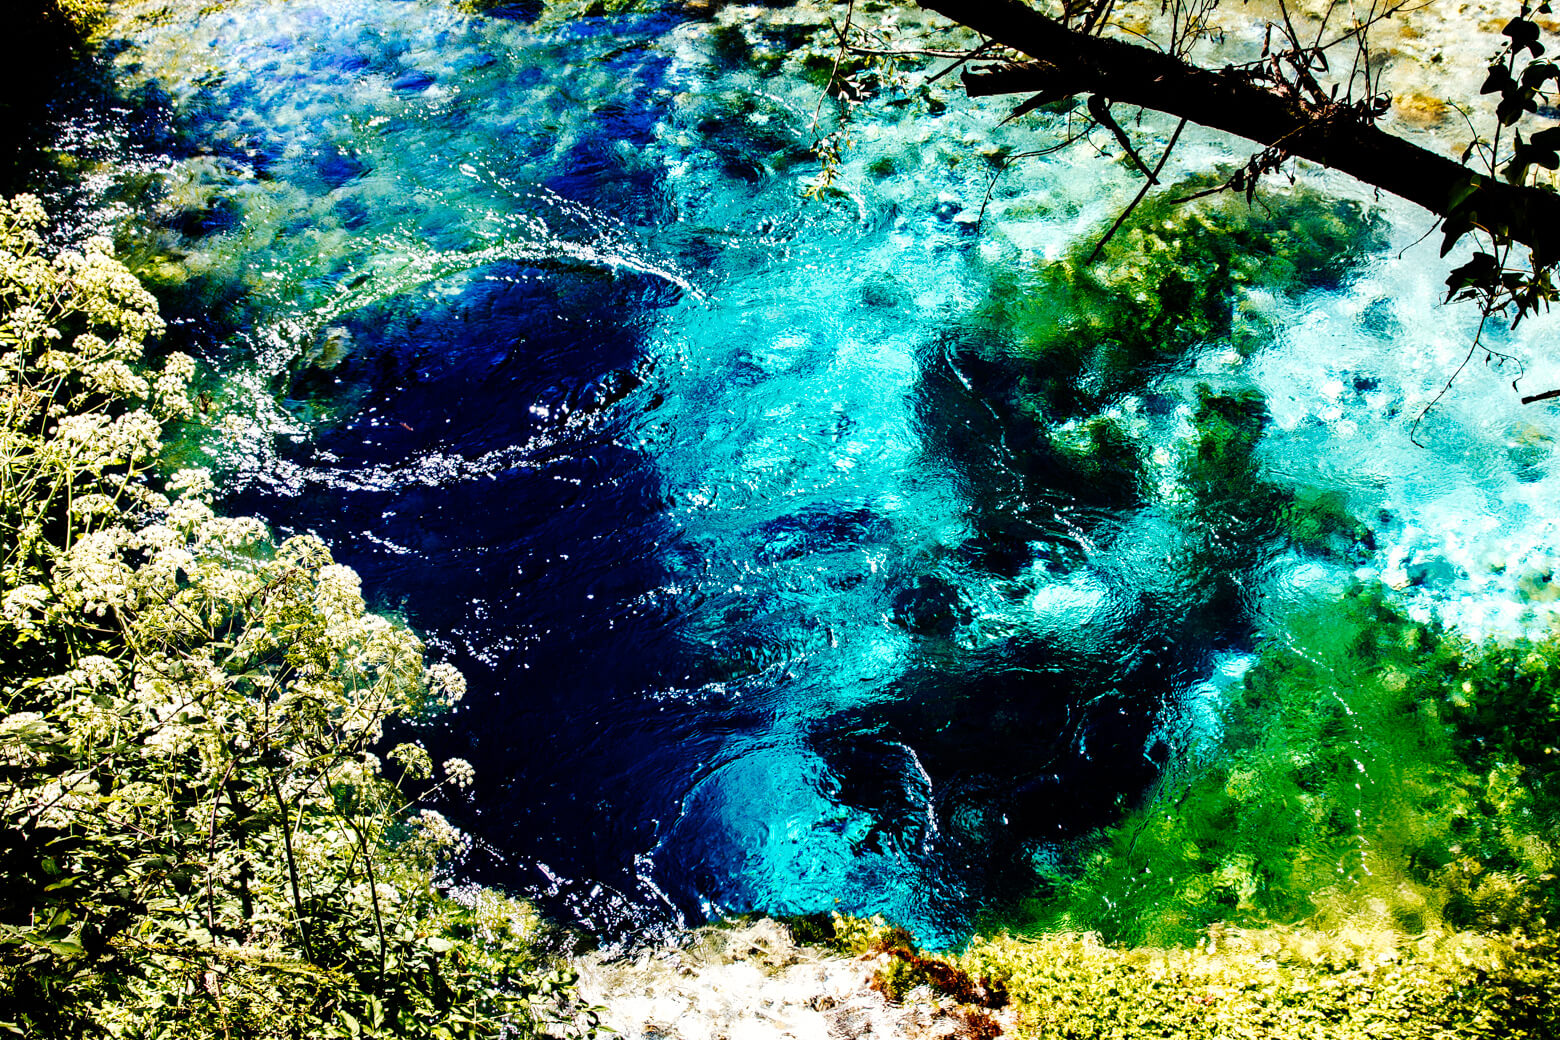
<box><xmin>33</xmin><ymin>0</ymin><xmax>1560</xmax><ymax>947</ymax></box>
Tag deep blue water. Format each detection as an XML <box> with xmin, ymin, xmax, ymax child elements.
<box><xmin>39</xmin><ymin>0</ymin><xmax>1560</xmax><ymax>947</ymax></box>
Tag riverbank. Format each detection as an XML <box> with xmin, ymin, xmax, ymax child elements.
<box><xmin>579</xmin><ymin>916</ymin><xmax>1560</xmax><ymax>1040</ymax></box>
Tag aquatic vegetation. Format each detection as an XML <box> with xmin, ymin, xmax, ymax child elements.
<box><xmin>1045</xmin><ymin>414</ymin><xmax>1145</xmax><ymax>506</ymax></box>
<box><xmin>1175</xmin><ymin>385</ymin><xmax>1290</xmax><ymax>581</ymax></box>
<box><xmin>998</xmin><ymin>583</ymin><xmax>1560</xmax><ymax>949</ymax></box>
<box><xmin>0</xmin><ymin>197</ymin><xmax>586</xmax><ymax>1037</ymax></box>
<box><xmin>974</xmin><ymin>179</ymin><xmax>1386</xmax><ymax>420</ymax></box>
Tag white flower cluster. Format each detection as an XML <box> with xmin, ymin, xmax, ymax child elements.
<box><xmin>152</xmin><ymin>352</ymin><xmax>196</xmax><ymax>419</ymax></box>
<box><xmin>3</xmin><ymin>193</ymin><xmax>47</xmax><ymax>234</ymax></box>
<box><xmin>20</xmin><ymin>771</ymin><xmax>96</xmax><ymax>829</ymax></box>
<box><xmin>166</xmin><ymin>496</ymin><xmax>215</xmax><ymax>535</ymax></box>
<box><xmin>1</xmin><ymin>584</ymin><xmax>49</xmax><ymax>632</ymax></box>
<box><xmin>195</xmin><ymin>515</ymin><xmax>268</xmax><ymax>552</ymax></box>
<box><xmin>0</xmin><ymin>712</ymin><xmax>58</xmax><ymax>767</ymax></box>
<box><xmin>69</xmin><ymin>493</ymin><xmax>118</xmax><ymax>520</ymax></box>
<box><xmin>390</xmin><ymin>741</ymin><xmax>433</xmax><ymax>780</ymax></box>
<box><xmin>48</xmin><ymin>410</ymin><xmax>162</xmax><ymax>472</ymax></box>
<box><xmin>426</xmin><ymin>662</ymin><xmax>467</xmax><ymax>706</ymax></box>
<box><xmin>1</xmin><ymin>304</ymin><xmax>62</xmax><ymax>350</ymax></box>
<box><xmin>277</xmin><ymin>533</ymin><xmax>335</xmax><ymax>569</ymax></box>
<box><xmin>443</xmin><ymin>757</ymin><xmax>476</xmax><ymax>789</ymax></box>
<box><xmin>74</xmin><ymin>655</ymin><xmax>122</xmax><ymax>689</ymax></box>
<box><xmin>167</xmin><ymin>467</ymin><xmax>215</xmax><ymax>503</ymax></box>
<box><xmin>58</xmin><ymin>238</ymin><xmax>165</xmax><ymax>346</ymax></box>
<box><xmin>55</xmin><ymin>529</ymin><xmax>136</xmax><ymax>616</ymax></box>
<box><xmin>332</xmin><ymin>751</ymin><xmax>383</xmax><ymax>790</ymax></box>
<box><xmin>349</xmin><ymin>881</ymin><xmax>402</xmax><ymax>908</ymax></box>
<box><xmin>416</xmin><ymin>808</ymin><xmax>466</xmax><ymax>851</ymax></box>
<box><xmin>86</xmin><ymin>358</ymin><xmax>149</xmax><ymax>399</ymax></box>
<box><xmin>314</xmin><ymin>564</ymin><xmax>366</xmax><ymax>623</ymax></box>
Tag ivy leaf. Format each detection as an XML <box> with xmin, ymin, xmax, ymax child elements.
<box><xmin>1446</xmin><ymin>252</ymin><xmax>1501</xmax><ymax>300</ymax></box>
<box><xmin>1506</xmin><ymin>125</ymin><xmax>1560</xmax><ymax>181</ymax></box>
<box><xmin>1447</xmin><ymin>175</ymin><xmax>1484</xmax><ymax>212</ymax></box>
<box><xmin>1441</xmin><ymin>211</ymin><xmax>1477</xmax><ymax>256</ymax></box>
<box><xmin>1522</xmin><ymin>58</ymin><xmax>1560</xmax><ymax>88</ymax></box>
<box><xmin>1483</xmin><ymin>63</ymin><xmax>1517</xmax><ymax>94</ymax></box>
<box><xmin>1504</xmin><ymin>16</ymin><xmax>1545</xmax><ymax>55</ymax></box>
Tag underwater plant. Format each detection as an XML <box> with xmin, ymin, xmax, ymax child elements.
<box><xmin>972</xmin><ymin>179</ymin><xmax>1384</xmax><ymax>421</ymax></box>
<box><xmin>1001</xmin><ymin>583</ymin><xmax>1560</xmax><ymax>948</ymax></box>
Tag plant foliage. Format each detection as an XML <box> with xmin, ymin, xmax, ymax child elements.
<box><xmin>1005</xmin><ymin>585</ymin><xmax>1560</xmax><ymax>949</ymax></box>
<box><xmin>0</xmin><ymin>196</ymin><xmax>591</xmax><ymax>1038</ymax></box>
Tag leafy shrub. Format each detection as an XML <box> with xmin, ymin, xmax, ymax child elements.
<box><xmin>0</xmin><ymin>196</ymin><xmax>588</xmax><ymax>1038</ymax></box>
<box><xmin>962</xmin><ymin>928</ymin><xmax>1560</xmax><ymax>1040</ymax></box>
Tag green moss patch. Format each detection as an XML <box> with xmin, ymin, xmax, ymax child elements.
<box><xmin>999</xmin><ymin>585</ymin><xmax>1560</xmax><ymax>949</ymax></box>
<box><xmin>973</xmin><ymin>180</ymin><xmax>1385</xmax><ymax>420</ymax></box>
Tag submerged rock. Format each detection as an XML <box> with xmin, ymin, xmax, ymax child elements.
<box><xmin>577</xmin><ymin>919</ymin><xmax>1015</xmax><ymax>1040</ymax></box>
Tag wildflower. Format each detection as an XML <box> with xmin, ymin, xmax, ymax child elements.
<box><xmin>416</xmin><ymin>808</ymin><xmax>463</xmax><ymax>848</ymax></box>
<box><xmin>390</xmin><ymin>742</ymin><xmax>433</xmax><ymax>780</ymax></box>
<box><xmin>1</xmin><ymin>584</ymin><xmax>49</xmax><ymax>631</ymax></box>
<box><xmin>444</xmin><ymin>757</ymin><xmax>476</xmax><ymax>789</ymax></box>
<box><xmin>86</xmin><ymin>358</ymin><xmax>149</xmax><ymax>399</ymax></box>
<box><xmin>75</xmin><ymin>655</ymin><xmax>121</xmax><ymax>689</ymax></box>
<box><xmin>427</xmin><ymin>662</ymin><xmax>467</xmax><ymax>706</ymax></box>
<box><xmin>167</xmin><ymin>467</ymin><xmax>215</xmax><ymax>503</ymax></box>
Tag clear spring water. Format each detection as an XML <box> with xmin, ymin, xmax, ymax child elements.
<box><xmin>34</xmin><ymin>0</ymin><xmax>1560</xmax><ymax>947</ymax></box>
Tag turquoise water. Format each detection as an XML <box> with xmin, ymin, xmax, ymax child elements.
<box><xmin>36</xmin><ymin>0</ymin><xmax>1560</xmax><ymax>946</ymax></box>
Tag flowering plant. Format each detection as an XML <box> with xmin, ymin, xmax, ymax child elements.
<box><xmin>0</xmin><ymin>197</ymin><xmax>589</xmax><ymax>1038</ymax></box>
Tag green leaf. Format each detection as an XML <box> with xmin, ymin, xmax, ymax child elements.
<box><xmin>1505</xmin><ymin>16</ymin><xmax>1544</xmax><ymax>54</ymax></box>
<box><xmin>1483</xmin><ymin>63</ymin><xmax>1517</xmax><ymax>95</ymax></box>
<box><xmin>1447</xmin><ymin>175</ymin><xmax>1484</xmax><ymax>211</ymax></box>
<box><xmin>1522</xmin><ymin>59</ymin><xmax>1560</xmax><ymax>88</ymax></box>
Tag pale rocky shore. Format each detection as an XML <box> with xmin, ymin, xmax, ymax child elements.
<box><xmin>576</xmin><ymin>919</ymin><xmax>1012</xmax><ymax>1040</ymax></box>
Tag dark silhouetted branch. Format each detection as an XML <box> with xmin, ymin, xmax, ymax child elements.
<box><xmin>918</xmin><ymin>0</ymin><xmax>1560</xmax><ymax>262</ymax></box>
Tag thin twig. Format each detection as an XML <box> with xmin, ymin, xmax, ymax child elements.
<box><xmin>810</xmin><ymin>0</ymin><xmax>858</xmax><ymax>135</ymax></box>
<box><xmin>1086</xmin><ymin>117</ymin><xmax>1189</xmax><ymax>264</ymax></box>
<box><xmin>1410</xmin><ymin>309</ymin><xmax>1490</xmax><ymax>447</ymax></box>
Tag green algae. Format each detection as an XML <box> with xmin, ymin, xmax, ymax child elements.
<box><xmin>973</xmin><ymin>178</ymin><xmax>1386</xmax><ymax>420</ymax></box>
<box><xmin>1000</xmin><ymin>585</ymin><xmax>1560</xmax><ymax>948</ymax></box>
<box><xmin>1177</xmin><ymin>385</ymin><xmax>1291</xmax><ymax>578</ymax></box>
<box><xmin>957</xmin><ymin>178</ymin><xmax>1389</xmax><ymax>582</ymax></box>
<box><xmin>1046</xmin><ymin>413</ymin><xmax>1145</xmax><ymax>505</ymax></box>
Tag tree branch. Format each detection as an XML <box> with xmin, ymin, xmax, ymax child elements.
<box><xmin>917</xmin><ymin>0</ymin><xmax>1560</xmax><ymax>262</ymax></box>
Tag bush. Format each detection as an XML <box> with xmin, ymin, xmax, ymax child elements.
<box><xmin>962</xmin><ymin>928</ymin><xmax>1560</xmax><ymax>1040</ymax></box>
<box><xmin>0</xmin><ymin>196</ymin><xmax>588</xmax><ymax>1038</ymax></box>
